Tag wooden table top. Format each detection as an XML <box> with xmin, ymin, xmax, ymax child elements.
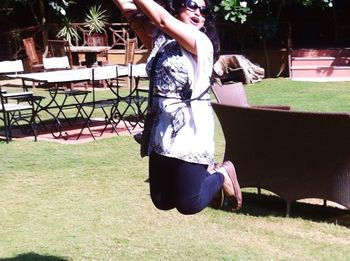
<box><xmin>70</xmin><ymin>46</ymin><xmax>111</xmax><ymax>53</ymax></box>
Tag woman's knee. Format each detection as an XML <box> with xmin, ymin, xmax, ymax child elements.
<box><xmin>176</xmin><ymin>196</ymin><xmax>203</xmax><ymax>215</ymax></box>
<box><xmin>150</xmin><ymin>192</ymin><xmax>175</xmax><ymax>211</ymax></box>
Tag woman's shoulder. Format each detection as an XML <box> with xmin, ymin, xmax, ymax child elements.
<box><xmin>182</xmin><ymin>25</ymin><xmax>213</xmax><ymax>51</ymax></box>
<box><xmin>180</xmin><ymin>24</ymin><xmax>210</xmax><ymax>41</ymax></box>
<box><xmin>194</xmin><ymin>30</ymin><xmax>213</xmax><ymax>54</ymax></box>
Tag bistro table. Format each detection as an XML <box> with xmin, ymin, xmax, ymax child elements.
<box><xmin>70</xmin><ymin>46</ymin><xmax>111</xmax><ymax>68</ymax></box>
<box><xmin>6</xmin><ymin>64</ymin><xmax>147</xmax><ymax>139</ymax></box>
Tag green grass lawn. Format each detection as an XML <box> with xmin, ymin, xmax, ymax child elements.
<box><xmin>0</xmin><ymin>78</ymin><xmax>349</xmax><ymax>260</ymax></box>
<box><xmin>246</xmin><ymin>78</ymin><xmax>350</xmax><ymax>112</ymax></box>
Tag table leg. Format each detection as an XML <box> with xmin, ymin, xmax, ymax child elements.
<box><xmin>71</xmin><ymin>53</ymin><xmax>80</xmax><ymax>66</ymax></box>
<box><xmin>85</xmin><ymin>53</ymin><xmax>98</xmax><ymax>68</ymax></box>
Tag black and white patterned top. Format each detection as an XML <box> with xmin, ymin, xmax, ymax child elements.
<box><xmin>146</xmin><ymin>28</ymin><xmax>215</xmax><ymax>165</ymax></box>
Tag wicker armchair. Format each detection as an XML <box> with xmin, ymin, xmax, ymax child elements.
<box><xmin>212</xmin><ymin>83</ymin><xmax>350</xmax><ymax>216</ymax></box>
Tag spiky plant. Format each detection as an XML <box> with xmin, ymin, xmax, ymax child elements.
<box><xmin>56</xmin><ymin>17</ymin><xmax>80</xmax><ymax>45</ymax></box>
<box><xmin>84</xmin><ymin>5</ymin><xmax>109</xmax><ymax>34</ymax></box>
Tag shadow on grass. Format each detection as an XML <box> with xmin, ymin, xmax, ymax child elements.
<box><xmin>0</xmin><ymin>252</ymin><xmax>68</xmax><ymax>261</ymax></box>
<box><xmin>220</xmin><ymin>192</ymin><xmax>350</xmax><ymax>228</ymax></box>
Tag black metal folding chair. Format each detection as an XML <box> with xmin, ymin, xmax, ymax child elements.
<box><xmin>0</xmin><ymin>85</ymin><xmax>37</xmax><ymax>143</ymax></box>
<box><xmin>0</xmin><ymin>60</ymin><xmax>37</xmax><ymax>142</ymax></box>
<box><xmin>76</xmin><ymin>65</ymin><xmax>127</xmax><ymax>139</ymax></box>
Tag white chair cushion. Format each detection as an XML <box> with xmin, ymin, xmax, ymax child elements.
<box><xmin>0</xmin><ymin>60</ymin><xmax>24</xmax><ymax>74</ymax></box>
<box><xmin>43</xmin><ymin>56</ymin><xmax>70</xmax><ymax>70</ymax></box>
<box><xmin>1</xmin><ymin>103</ymin><xmax>33</xmax><ymax>112</ymax></box>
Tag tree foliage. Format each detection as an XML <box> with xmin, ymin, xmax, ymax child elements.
<box><xmin>213</xmin><ymin>0</ymin><xmax>334</xmax><ymax>77</ymax></box>
<box><xmin>214</xmin><ymin>0</ymin><xmax>334</xmax><ymax>25</ymax></box>
<box><xmin>3</xmin><ymin>0</ymin><xmax>76</xmax><ymax>25</ymax></box>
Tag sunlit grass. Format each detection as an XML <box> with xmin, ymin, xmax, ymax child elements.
<box><xmin>246</xmin><ymin>78</ymin><xmax>350</xmax><ymax>112</ymax></box>
<box><xmin>0</xmin><ymin>78</ymin><xmax>349</xmax><ymax>260</ymax></box>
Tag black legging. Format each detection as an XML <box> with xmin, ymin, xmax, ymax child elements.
<box><xmin>149</xmin><ymin>152</ymin><xmax>224</xmax><ymax>215</ymax></box>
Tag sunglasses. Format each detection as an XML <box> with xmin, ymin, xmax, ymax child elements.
<box><xmin>181</xmin><ymin>0</ymin><xmax>210</xmax><ymax>17</ymax></box>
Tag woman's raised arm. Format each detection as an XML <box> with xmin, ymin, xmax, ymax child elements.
<box><xmin>115</xmin><ymin>0</ymin><xmax>201</xmax><ymax>56</ymax></box>
<box><xmin>133</xmin><ymin>0</ymin><xmax>200</xmax><ymax>55</ymax></box>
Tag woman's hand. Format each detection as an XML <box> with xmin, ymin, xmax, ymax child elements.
<box><xmin>113</xmin><ymin>0</ymin><xmax>138</xmax><ymax>17</ymax></box>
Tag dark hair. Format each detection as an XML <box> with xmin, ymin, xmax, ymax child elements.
<box><xmin>161</xmin><ymin>0</ymin><xmax>221</xmax><ymax>62</ymax></box>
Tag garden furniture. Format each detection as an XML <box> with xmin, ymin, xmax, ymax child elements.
<box><xmin>6</xmin><ymin>64</ymin><xmax>147</xmax><ymax>140</ymax></box>
<box><xmin>0</xmin><ymin>60</ymin><xmax>37</xmax><ymax>142</ymax></box>
<box><xmin>212</xmin><ymin>83</ymin><xmax>350</xmax><ymax>216</ymax></box>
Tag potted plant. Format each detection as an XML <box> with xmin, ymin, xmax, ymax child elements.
<box><xmin>84</xmin><ymin>5</ymin><xmax>109</xmax><ymax>46</ymax></box>
<box><xmin>56</xmin><ymin>17</ymin><xmax>80</xmax><ymax>45</ymax></box>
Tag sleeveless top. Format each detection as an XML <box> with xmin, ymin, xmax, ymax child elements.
<box><xmin>146</xmin><ymin>28</ymin><xmax>215</xmax><ymax>165</ymax></box>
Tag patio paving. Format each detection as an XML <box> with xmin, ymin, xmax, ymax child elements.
<box><xmin>1</xmin><ymin>118</ymin><xmax>142</xmax><ymax>144</ymax></box>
